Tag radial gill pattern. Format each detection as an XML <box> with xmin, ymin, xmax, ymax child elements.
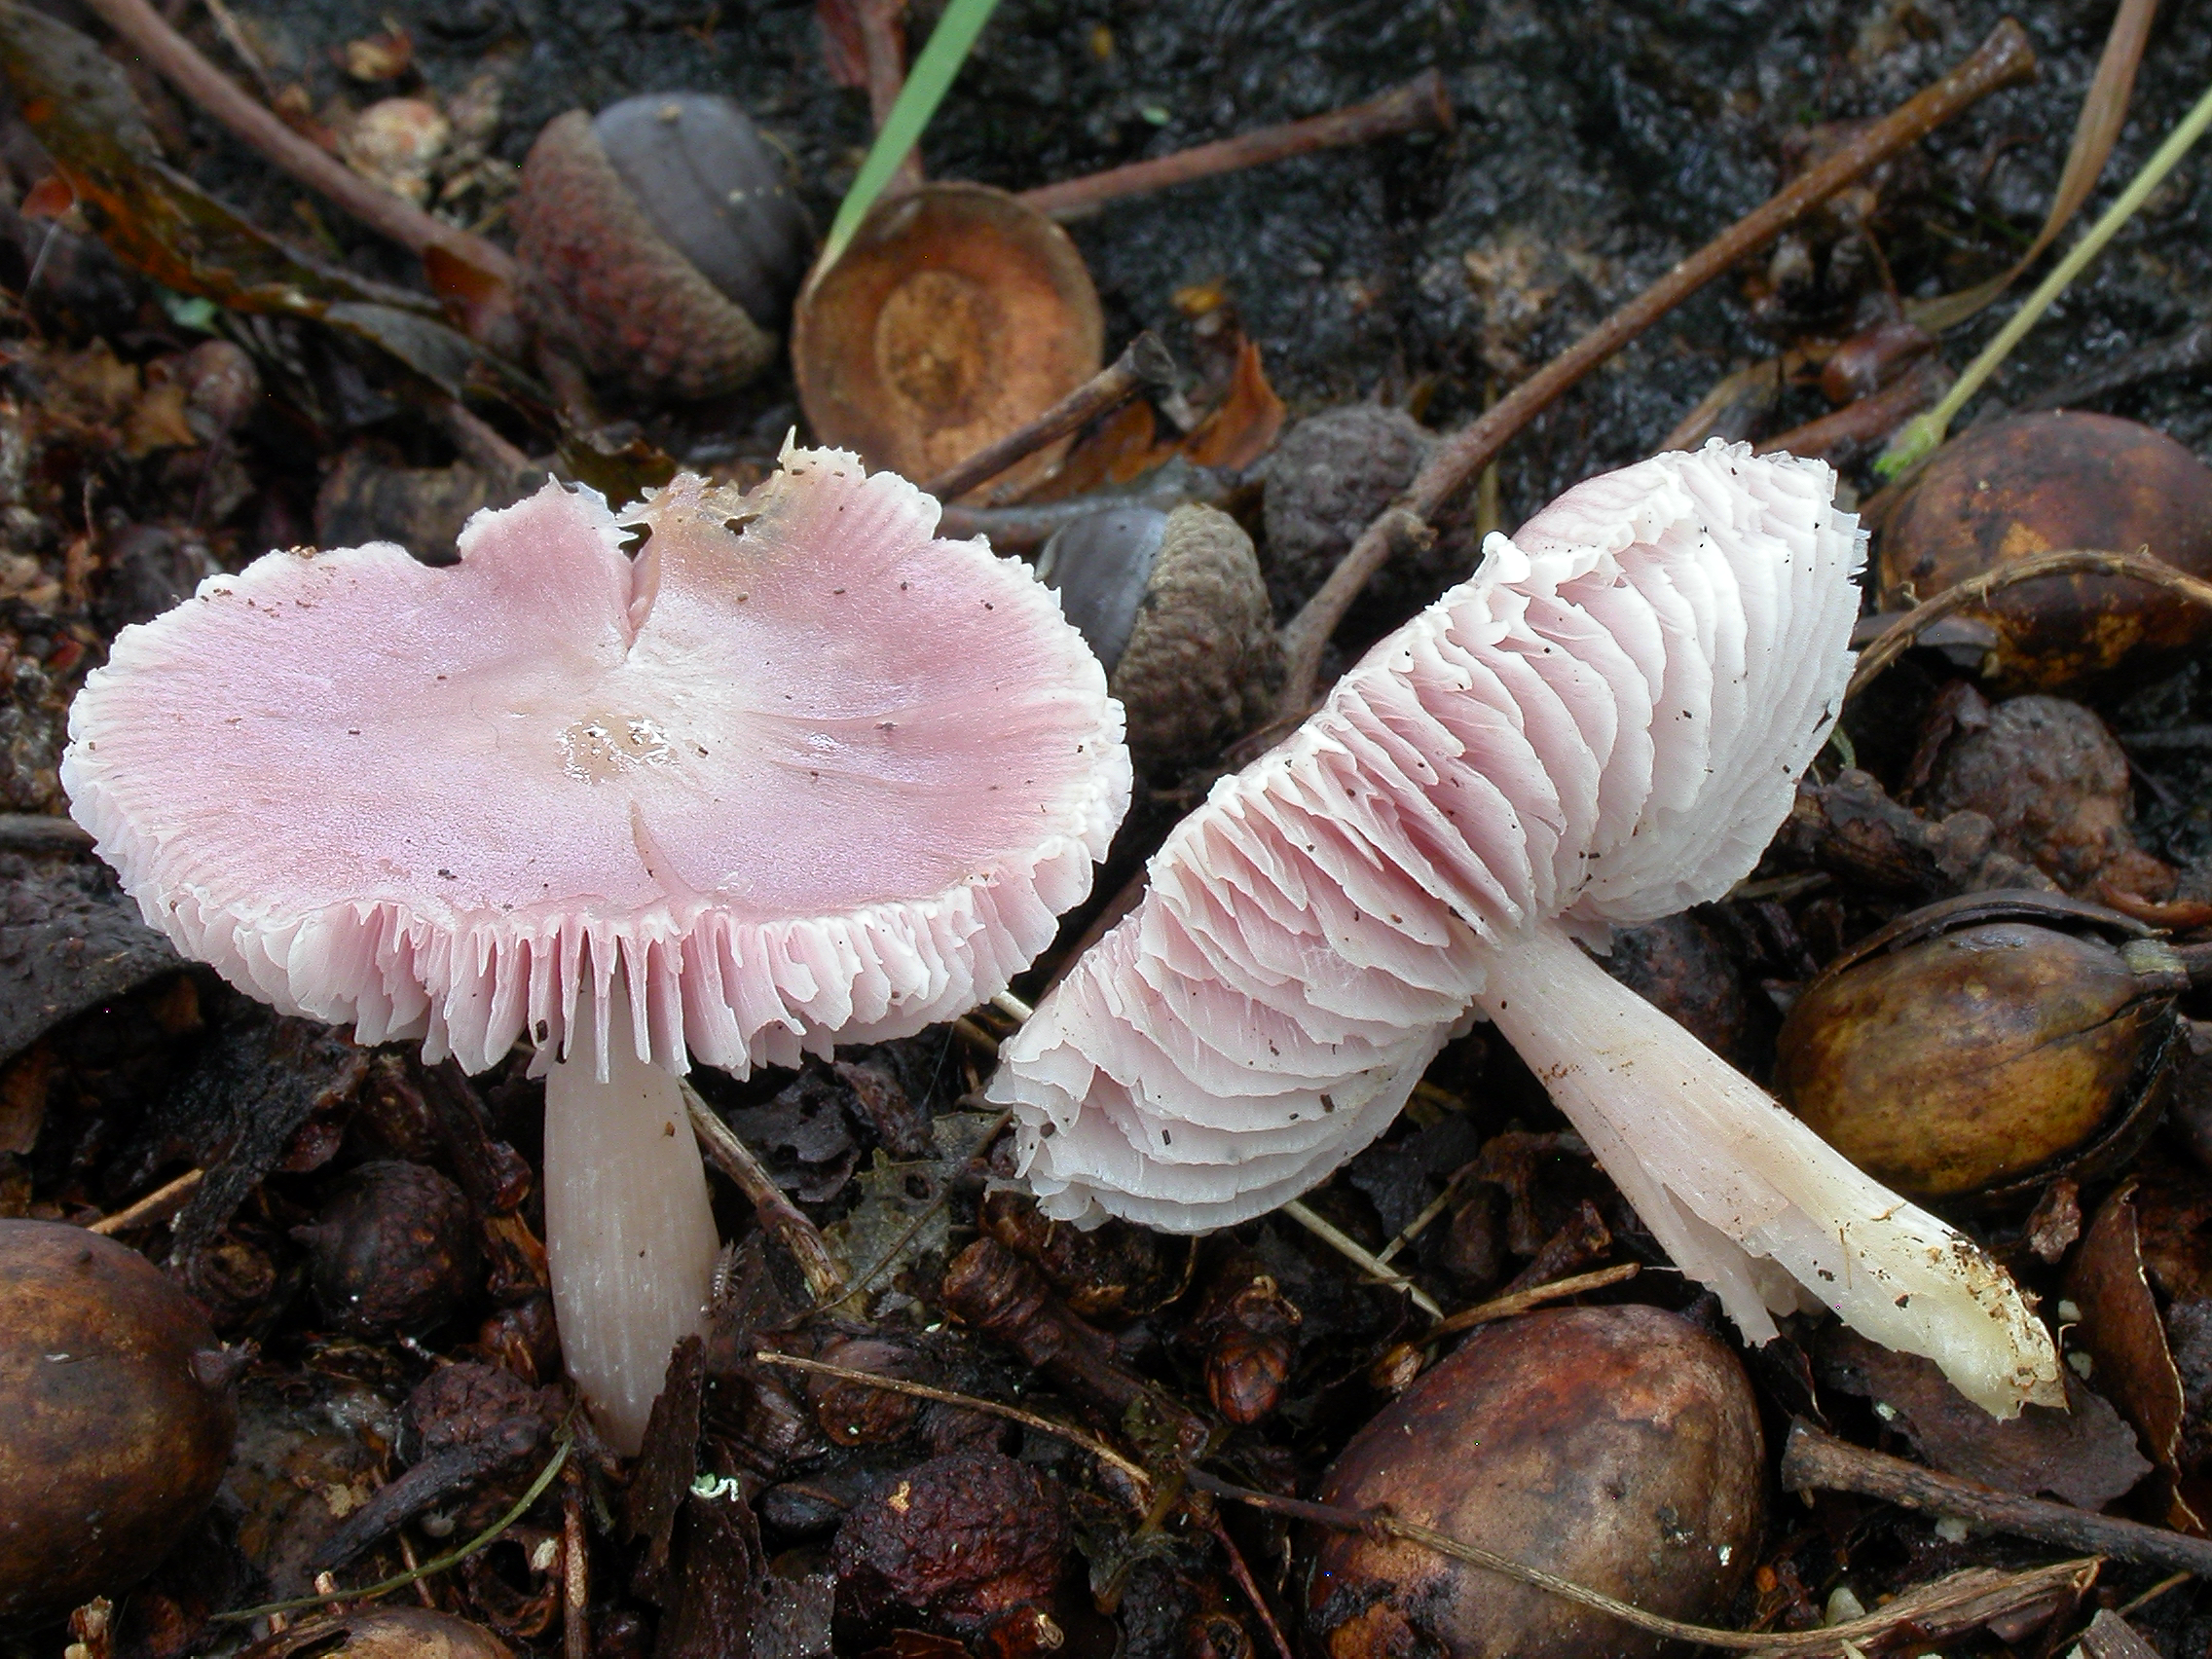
<box><xmin>991</xmin><ymin>440</ymin><xmax>1864</xmax><ymax>1232</ymax></box>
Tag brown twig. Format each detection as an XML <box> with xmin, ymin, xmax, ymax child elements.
<box><xmin>752</xmin><ymin>1350</ymin><xmax>1155</xmax><ymax>1493</ymax></box>
<box><xmin>0</xmin><ymin>812</ymin><xmax>94</xmax><ymax>854</ymax></box>
<box><xmin>1844</xmin><ymin>546</ymin><xmax>2212</xmax><ymax>704</ymax></box>
<box><xmin>1424</xmin><ymin>1262</ymin><xmax>1641</xmax><ymax>1340</ymax></box>
<box><xmin>921</xmin><ymin>332</ymin><xmax>1178</xmax><ymax>502</ymax></box>
<box><xmin>75</xmin><ymin>0</ymin><xmax>516</xmax><ymax>284</ymax></box>
<box><xmin>1188</xmin><ymin>1466</ymin><xmax>2097</xmax><ymax>1656</ymax></box>
<box><xmin>1783</xmin><ymin>1420</ymin><xmax>2212</xmax><ymax>1578</ymax></box>
<box><xmin>1201</xmin><ymin>1511</ymin><xmax>1296</xmax><ymax>1659</ymax></box>
<box><xmin>1274</xmin><ymin>18</ymin><xmax>2039</xmax><ymax>714</ymax></box>
<box><xmin>855</xmin><ymin>0</ymin><xmax>923</xmax><ymax>193</ymax></box>
<box><xmin>1754</xmin><ymin>356</ymin><xmax>1952</xmax><ymax>464</ymax></box>
<box><xmin>90</xmin><ymin>1166</ymin><xmax>205</xmax><ymax>1235</ymax></box>
<box><xmin>682</xmin><ymin>1085</ymin><xmax>847</xmax><ymax>1305</ymax></box>
<box><xmin>1017</xmin><ymin>70</ymin><xmax>1453</xmax><ymax>221</ymax></box>
<box><xmin>426</xmin><ymin>399</ymin><xmax>538</xmax><ymax>485</ymax></box>
<box><xmin>561</xmin><ymin>1474</ymin><xmax>588</xmax><ymax>1659</ymax></box>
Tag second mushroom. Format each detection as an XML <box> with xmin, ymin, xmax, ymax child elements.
<box><xmin>989</xmin><ymin>440</ymin><xmax>2063</xmax><ymax>1418</ymax></box>
<box><xmin>62</xmin><ymin>448</ymin><xmax>1130</xmax><ymax>1452</ymax></box>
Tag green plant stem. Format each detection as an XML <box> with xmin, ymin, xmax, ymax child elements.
<box><xmin>213</xmin><ymin>1436</ymin><xmax>573</xmax><ymax>1622</ymax></box>
<box><xmin>1879</xmin><ymin>75</ymin><xmax>2212</xmax><ymax>478</ymax></box>
<box><xmin>819</xmin><ymin>0</ymin><xmax>1004</xmax><ymax>272</ymax></box>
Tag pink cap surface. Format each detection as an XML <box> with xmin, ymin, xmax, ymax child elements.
<box><xmin>63</xmin><ymin>448</ymin><xmax>1129</xmax><ymax>1075</ymax></box>
<box><xmin>990</xmin><ymin>441</ymin><xmax>1862</xmax><ymax>1230</ymax></box>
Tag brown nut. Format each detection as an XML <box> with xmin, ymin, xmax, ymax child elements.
<box><xmin>1304</xmin><ymin>1304</ymin><xmax>1762</xmax><ymax>1659</ymax></box>
<box><xmin>1876</xmin><ymin>411</ymin><xmax>2212</xmax><ymax>690</ymax></box>
<box><xmin>513</xmin><ymin>94</ymin><xmax>812</xmax><ymax>402</ymax></box>
<box><xmin>792</xmin><ymin>182</ymin><xmax>1102</xmax><ymax>495</ymax></box>
<box><xmin>1037</xmin><ymin>501</ymin><xmax>1280</xmax><ymax>775</ymax></box>
<box><xmin>1777</xmin><ymin>892</ymin><xmax>2181</xmax><ymax>1202</ymax></box>
<box><xmin>0</xmin><ymin>1220</ymin><xmax>239</xmax><ymax>1629</ymax></box>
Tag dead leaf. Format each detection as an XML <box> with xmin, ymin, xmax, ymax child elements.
<box><xmin>1818</xmin><ymin>1325</ymin><xmax>2150</xmax><ymax>1509</ymax></box>
<box><xmin>121</xmin><ymin>378</ymin><xmax>198</xmax><ymax>457</ymax></box>
<box><xmin>1181</xmin><ymin>336</ymin><xmax>1284</xmax><ymax>470</ymax></box>
<box><xmin>2066</xmin><ymin>1180</ymin><xmax>2203</xmax><ymax>1531</ymax></box>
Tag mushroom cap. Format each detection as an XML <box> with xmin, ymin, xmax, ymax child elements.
<box><xmin>63</xmin><ymin>448</ymin><xmax>1129</xmax><ymax>1077</ymax></box>
<box><xmin>989</xmin><ymin>441</ymin><xmax>1862</xmax><ymax>1229</ymax></box>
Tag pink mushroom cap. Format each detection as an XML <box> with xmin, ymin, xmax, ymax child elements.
<box><xmin>61</xmin><ymin>447</ymin><xmax>1130</xmax><ymax>1077</ymax></box>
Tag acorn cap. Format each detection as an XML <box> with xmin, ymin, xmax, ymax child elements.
<box><xmin>513</xmin><ymin>103</ymin><xmax>795</xmax><ymax>402</ymax></box>
<box><xmin>1039</xmin><ymin>502</ymin><xmax>1278</xmax><ymax>775</ymax></box>
<box><xmin>792</xmin><ymin>182</ymin><xmax>1102</xmax><ymax>494</ymax></box>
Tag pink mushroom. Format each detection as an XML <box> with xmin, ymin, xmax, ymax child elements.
<box><xmin>62</xmin><ymin>447</ymin><xmax>1129</xmax><ymax>1451</ymax></box>
<box><xmin>988</xmin><ymin>440</ymin><xmax>2062</xmax><ymax>1418</ymax></box>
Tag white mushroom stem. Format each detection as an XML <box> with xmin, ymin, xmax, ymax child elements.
<box><xmin>1478</xmin><ymin>919</ymin><xmax>2064</xmax><ymax>1419</ymax></box>
<box><xmin>542</xmin><ymin>978</ymin><xmax>721</xmax><ymax>1455</ymax></box>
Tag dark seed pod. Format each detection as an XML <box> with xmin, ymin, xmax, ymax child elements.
<box><xmin>1777</xmin><ymin>892</ymin><xmax>2182</xmax><ymax>1203</ymax></box>
<box><xmin>293</xmin><ymin>1161</ymin><xmax>480</xmax><ymax>1335</ymax></box>
<box><xmin>0</xmin><ymin>1220</ymin><xmax>240</xmax><ymax>1629</ymax></box>
<box><xmin>1305</xmin><ymin>1305</ymin><xmax>1762</xmax><ymax>1659</ymax></box>
<box><xmin>1037</xmin><ymin>501</ymin><xmax>1279</xmax><ymax>775</ymax></box>
<box><xmin>513</xmin><ymin>94</ymin><xmax>812</xmax><ymax>402</ymax></box>
<box><xmin>1877</xmin><ymin>412</ymin><xmax>2212</xmax><ymax>691</ymax></box>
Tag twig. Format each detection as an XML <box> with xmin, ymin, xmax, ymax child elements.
<box><xmin>90</xmin><ymin>1166</ymin><xmax>205</xmax><ymax>1235</ymax></box>
<box><xmin>1783</xmin><ymin>1420</ymin><xmax>2212</xmax><ymax>1578</ymax></box>
<box><xmin>682</xmin><ymin>1084</ymin><xmax>846</xmax><ymax>1305</ymax></box>
<box><xmin>1843</xmin><ymin>546</ymin><xmax>2212</xmax><ymax>704</ymax></box>
<box><xmin>1272</xmin><ymin>18</ymin><xmax>2038</xmax><ymax>714</ymax></box>
<box><xmin>1017</xmin><ymin>71</ymin><xmax>1453</xmax><ymax>220</ymax></box>
<box><xmin>921</xmin><ymin>332</ymin><xmax>1177</xmax><ymax>502</ymax></box>
<box><xmin>74</xmin><ymin>0</ymin><xmax>516</xmax><ymax>284</ymax></box>
<box><xmin>1281</xmin><ymin>1198</ymin><xmax>1445</xmax><ymax>1319</ymax></box>
<box><xmin>561</xmin><ymin>1474</ymin><xmax>588</xmax><ymax>1659</ymax></box>
<box><xmin>1425</xmin><ymin>1262</ymin><xmax>1641</xmax><ymax>1340</ymax></box>
<box><xmin>0</xmin><ymin>813</ymin><xmax>94</xmax><ymax>854</ymax></box>
<box><xmin>1188</xmin><ymin>1467</ymin><xmax>2097</xmax><ymax>1656</ymax></box>
<box><xmin>855</xmin><ymin>0</ymin><xmax>923</xmax><ymax>193</ymax></box>
<box><xmin>427</xmin><ymin>398</ymin><xmax>537</xmax><ymax>484</ymax></box>
<box><xmin>752</xmin><ymin>1349</ymin><xmax>1154</xmax><ymax>1493</ymax></box>
<box><xmin>1201</xmin><ymin>1511</ymin><xmax>1295</xmax><ymax>1659</ymax></box>
<box><xmin>216</xmin><ymin>1436</ymin><xmax>572</xmax><ymax>1621</ymax></box>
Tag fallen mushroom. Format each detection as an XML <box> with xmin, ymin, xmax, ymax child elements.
<box><xmin>62</xmin><ymin>448</ymin><xmax>1129</xmax><ymax>1451</ymax></box>
<box><xmin>988</xmin><ymin>440</ymin><xmax>2062</xmax><ymax>1417</ymax></box>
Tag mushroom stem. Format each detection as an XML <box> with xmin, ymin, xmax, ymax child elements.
<box><xmin>542</xmin><ymin>979</ymin><xmax>720</xmax><ymax>1455</ymax></box>
<box><xmin>1476</xmin><ymin>919</ymin><xmax>2063</xmax><ymax>1418</ymax></box>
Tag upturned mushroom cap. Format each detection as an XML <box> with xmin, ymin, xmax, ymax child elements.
<box><xmin>989</xmin><ymin>440</ymin><xmax>2061</xmax><ymax>1417</ymax></box>
<box><xmin>63</xmin><ymin>446</ymin><xmax>1129</xmax><ymax>1079</ymax></box>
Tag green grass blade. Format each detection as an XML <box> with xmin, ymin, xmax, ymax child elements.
<box><xmin>819</xmin><ymin>0</ymin><xmax>1006</xmax><ymax>272</ymax></box>
<box><xmin>1876</xmin><ymin>74</ymin><xmax>2212</xmax><ymax>481</ymax></box>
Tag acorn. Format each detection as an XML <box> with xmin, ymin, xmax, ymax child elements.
<box><xmin>512</xmin><ymin>93</ymin><xmax>813</xmax><ymax>402</ymax></box>
<box><xmin>1876</xmin><ymin>412</ymin><xmax>2212</xmax><ymax>691</ymax></box>
<box><xmin>1304</xmin><ymin>1305</ymin><xmax>1762</xmax><ymax>1659</ymax></box>
<box><xmin>1037</xmin><ymin>501</ymin><xmax>1280</xmax><ymax>775</ymax></box>
<box><xmin>0</xmin><ymin>1221</ymin><xmax>240</xmax><ymax>1629</ymax></box>
<box><xmin>792</xmin><ymin>182</ymin><xmax>1102</xmax><ymax>494</ymax></box>
<box><xmin>292</xmin><ymin>1161</ymin><xmax>480</xmax><ymax>1336</ymax></box>
<box><xmin>1776</xmin><ymin>892</ymin><xmax>2182</xmax><ymax>1203</ymax></box>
